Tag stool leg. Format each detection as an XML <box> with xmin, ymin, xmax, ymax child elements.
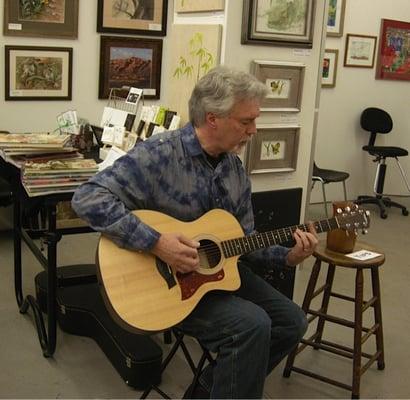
<box><xmin>371</xmin><ymin>267</ymin><xmax>385</xmax><ymax>370</ymax></box>
<box><xmin>283</xmin><ymin>258</ymin><xmax>322</xmax><ymax>377</ymax></box>
<box><xmin>352</xmin><ymin>268</ymin><xmax>364</xmax><ymax>399</ymax></box>
<box><xmin>314</xmin><ymin>264</ymin><xmax>336</xmax><ymax>347</ymax></box>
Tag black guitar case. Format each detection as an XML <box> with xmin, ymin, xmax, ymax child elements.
<box><xmin>35</xmin><ymin>264</ymin><xmax>162</xmax><ymax>390</ymax></box>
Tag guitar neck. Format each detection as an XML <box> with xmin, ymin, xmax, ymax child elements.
<box><xmin>221</xmin><ymin>217</ymin><xmax>340</xmax><ymax>258</ymax></box>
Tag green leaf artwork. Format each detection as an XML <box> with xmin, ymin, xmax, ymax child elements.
<box><xmin>263</xmin><ymin>0</ymin><xmax>307</xmax><ymax>31</ymax></box>
<box><xmin>173</xmin><ymin>32</ymin><xmax>215</xmax><ymax>83</ymax></box>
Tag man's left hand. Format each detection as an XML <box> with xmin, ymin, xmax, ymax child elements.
<box><xmin>285</xmin><ymin>223</ymin><xmax>318</xmax><ymax>266</ymax></box>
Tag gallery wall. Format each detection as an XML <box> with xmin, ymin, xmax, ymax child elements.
<box><xmin>311</xmin><ymin>0</ymin><xmax>410</xmax><ymax>204</ymax></box>
<box><xmin>0</xmin><ymin>0</ymin><xmax>327</xmax><ymax>229</ymax></box>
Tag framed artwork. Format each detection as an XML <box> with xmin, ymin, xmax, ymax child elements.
<box><xmin>245</xmin><ymin>125</ymin><xmax>299</xmax><ymax>174</ymax></box>
<box><xmin>5</xmin><ymin>45</ymin><xmax>73</xmax><ymax>101</ymax></box>
<box><xmin>175</xmin><ymin>0</ymin><xmax>225</xmax><ymax>13</ymax></box>
<box><xmin>241</xmin><ymin>0</ymin><xmax>314</xmax><ymax>47</ymax></box>
<box><xmin>98</xmin><ymin>36</ymin><xmax>163</xmax><ymax>100</ymax></box>
<box><xmin>322</xmin><ymin>49</ymin><xmax>338</xmax><ymax>88</ymax></box>
<box><xmin>344</xmin><ymin>34</ymin><xmax>377</xmax><ymax>68</ymax></box>
<box><xmin>3</xmin><ymin>0</ymin><xmax>78</xmax><ymax>39</ymax></box>
<box><xmin>251</xmin><ymin>60</ymin><xmax>305</xmax><ymax>112</ymax></box>
<box><xmin>97</xmin><ymin>0</ymin><xmax>168</xmax><ymax>36</ymax></box>
<box><xmin>375</xmin><ymin>19</ymin><xmax>410</xmax><ymax>81</ymax></box>
<box><xmin>326</xmin><ymin>0</ymin><xmax>345</xmax><ymax>37</ymax></box>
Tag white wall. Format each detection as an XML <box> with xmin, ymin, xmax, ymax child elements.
<box><xmin>312</xmin><ymin>0</ymin><xmax>410</xmax><ymax>204</ymax></box>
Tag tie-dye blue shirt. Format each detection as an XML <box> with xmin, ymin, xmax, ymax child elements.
<box><xmin>71</xmin><ymin>123</ymin><xmax>290</xmax><ymax>265</ymax></box>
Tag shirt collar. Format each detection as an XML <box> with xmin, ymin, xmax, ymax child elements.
<box><xmin>181</xmin><ymin>122</ymin><xmax>205</xmax><ymax>157</ymax></box>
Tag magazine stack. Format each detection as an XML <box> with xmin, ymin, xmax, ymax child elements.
<box><xmin>0</xmin><ymin>132</ymin><xmax>81</xmax><ymax>170</ymax></box>
<box><xmin>21</xmin><ymin>158</ymin><xmax>98</xmax><ymax>197</ymax></box>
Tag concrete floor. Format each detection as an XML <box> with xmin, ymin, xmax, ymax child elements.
<box><xmin>1</xmin><ymin>199</ymin><xmax>409</xmax><ymax>399</ymax></box>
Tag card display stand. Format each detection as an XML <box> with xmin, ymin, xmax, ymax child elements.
<box><xmin>35</xmin><ymin>264</ymin><xmax>163</xmax><ymax>390</ymax></box>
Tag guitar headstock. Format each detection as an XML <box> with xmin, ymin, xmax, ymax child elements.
<box><xmin>335</xmin><ymin>204</ymin><xmax>370</xmax><ymax>234</ymax></box>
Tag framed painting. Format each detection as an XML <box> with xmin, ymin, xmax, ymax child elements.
<box><xmin>3</xmin><ymin>0</ymin><xmax>78</xmax><ymax>39</ymax></box>
<box><xmin>344</xmin><ymin>34</ymin><xmax>377</xmax><ymax>68</ymax></box>
<box><xmin>241</xmin><ymin>0</ymin><xmax>315</xmax><ymax>48</ymax></box>
<box><xmin>251</xmin><ymin>60</ymin><xmax>305</xmax><ymax>112</ymax></box>
<box><xmin>5</xmin><ymin>45</ymin><xmax>73</xmax><ymax>101</ymax></box>
<box><xmin>174</xmin><ymin>0</ymin><xmax>225</xmax><ymax>13</ymax></box>
<box><xmin>245</xmin><ymin>125</ymin><xmax>299</xmax><ymax>174</ymax></box>
<box><xmin>375</xmin><ymin>19</ymin><xmax>410</xmax><ymax>81</ymax></box>
<box><xmin>98</xmin><ymin>36</ymin><xmax>163</xmax><ymax>99</ymax></box>
<box><xmin>97</xmin><ymin>0</ymin><xmax>168</xmax><ymax>36</ymax></box>
<box><xmin>326</xmin><ymin>0</ymin><xmax>345</xmax><ymax>37</ymax></box>
<box><xmin>322</xmin><ymin>49</ymin><xmax>338</xmax><ymax>88</ymax></box>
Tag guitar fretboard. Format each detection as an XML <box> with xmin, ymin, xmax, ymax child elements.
<box><xmin>221</xmin><ymin>218</ymin><xmax>340</xmax><ymax>258</ymax></box>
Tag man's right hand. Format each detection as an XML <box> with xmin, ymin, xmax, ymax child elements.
<box><xmin>151</xmin><ymin>232</ymin><xmax>200</xmax><ymax>274</ymax></box>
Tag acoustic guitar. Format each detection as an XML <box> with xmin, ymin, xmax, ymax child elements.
<box><xmin>96</xmin><ymin>206</ymin><xmax>370</xmax><ymax>333</ymax></box>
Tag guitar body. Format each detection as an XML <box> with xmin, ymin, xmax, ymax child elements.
<box><xmin>97</xmin><ymin>209</ymin><xmax>243</xmax><ymax>333</ymax></box>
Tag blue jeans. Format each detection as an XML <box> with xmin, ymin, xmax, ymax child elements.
<box><xmin>178</xmin><ymin>261</ymin><xmax>308</xmax><ymax>399</ymax></box>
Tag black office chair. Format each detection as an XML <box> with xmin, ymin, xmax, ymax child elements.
<box><xmin>356</xmin><ymin>107</ymin><xmax>409</xmax><ymax>219</ymax></box>
<box><xmin>311</xmin><ymin>162</ymin><xmax>350</xmax><ymax>217</ymax></box>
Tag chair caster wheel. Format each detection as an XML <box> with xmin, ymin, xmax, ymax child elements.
<box><xmin>403</xmin><ymin>209</ymin><xmax>409</xmax><ymax>216</ymax></box>
<box><xmin>380</xmin><ymin>212</ymin><xmax>388</xmax><ymax>219</ymax></box>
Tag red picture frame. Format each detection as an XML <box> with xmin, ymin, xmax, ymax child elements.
<box><xmin>376</xmin><ymin>18</ymin><xmax>410</xmax><ymax>81</ymax></box>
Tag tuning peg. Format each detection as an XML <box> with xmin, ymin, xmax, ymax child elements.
<box><xmin>365</xmin><ymin>210</ymin><xmax>371</xmax><ymax>216</ymax></box>
<box><xmin>337</xmin><ymin>208</ymin><xmax>343</xmax><ymax>214</ymax></box>
<box><xmin>354</xmin><ymin>204</ymin><xmax>359</xmax><ymax>209</ymax></box>
<box><xmin>362</xmin><ymin>229</ymin><xmax>368</xmax><ymax>234</ymax></box>
<box><xmin>345</xmin><ymin>206</ymin><xmax>351</xmax><ymax>212</ymax></box>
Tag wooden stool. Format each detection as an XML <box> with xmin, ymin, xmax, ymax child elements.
<box><xmin>283</xmin><ymin>241</ymin><xmax>385</xmax><ymax>399</ymax></box>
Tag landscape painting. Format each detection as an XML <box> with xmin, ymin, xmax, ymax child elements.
<box><xmin>99</xmin><ymin>36</ymin><xmax>162</xmax><ymax>99</ymax></box>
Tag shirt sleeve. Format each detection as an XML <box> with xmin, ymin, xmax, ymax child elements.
<box><xmin>71</xmin><ymin>145</ymin><xmax>160</xmax><ymax>251</ymax></box>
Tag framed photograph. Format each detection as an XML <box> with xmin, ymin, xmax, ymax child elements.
<box><xmin>344</xmin><ymin>34</ymin><xmax>377</xmax><ymax>68</ymax></box>
<box><xmin>326</xmin><ymin>0</ymin><xmax>345</xmax><ymax>37</ymax></box>
<box><xmin>97</xmin><ymin>0</ymin><xmax>168</xmax><ymax>36</ymax></box>
<box><xmin>241</xmin><ymin>0</ymin><xmax>314</xmax><ymax>47</ymax></box>
<box><xmin>245</xmin><ymin>125</ymin><xmax>299</xmax><ymax>174</ymax></box>
<box><xmin>5</xmin><ymin>45</ymin><xmax>73</xmax><ymax>101</ymax></box>
<box><xmin>98</xmin><ymin>36</ymin><xmax>163</xmax><ymax>100</ymax></box>
<box><xmin>251</xmin><ymin>60</ymin><xmax>305</xmax><ymax>112</ymax></box>
<box><xmin>174</xmin><ymin>0</ymin><xmax>225</xmax><ymax>13</ymax></box>
<box><xmin>322</xmin><ymin>49</ymin><xmax>338</xmax><ymax>88</ymax></box>
<box><xmin>3</xmin><ymin>0</ymin><xmax>79</xmax><ymax>39</ymax></box>
<box><xmin>376</xmin><ymin>19</ymin><xmax>410</xmax><ymax>81</ymax></box>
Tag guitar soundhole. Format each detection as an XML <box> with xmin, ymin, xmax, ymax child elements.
<box><xmin>198</xmin><ymin>239</ymin><xmax>221</xmax><ymax>269</ymax></box>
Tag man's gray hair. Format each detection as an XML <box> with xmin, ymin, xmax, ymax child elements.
<box><xmin>188</xmin><ymin>65</ymin><xmax>268</xmax><ymax>126</ymax></box>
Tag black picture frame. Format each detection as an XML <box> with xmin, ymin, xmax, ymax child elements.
<box><xmin>98</xmin><ymin>36</ymin><xmax>163</xmax><ymax>100</ymax></box>
<box><xmin>97</xmin><ymin>0</ymin><xmax>168</xmax><ymax>36</ymax></box>
<box><xmin>5</xmin><ymin>45</ymin><xmax>73</xmax><ymax>101</ymax></box>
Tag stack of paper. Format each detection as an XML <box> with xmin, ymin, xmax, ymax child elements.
<box><xmin>0</xmin><ymin>132</ymin><xmax>75</xmax><ymax>167</ymax></box>
<box><xmin>21</xmin><ymin>158</ymin><xmax>99</xmax><ymax>197</ymax></box>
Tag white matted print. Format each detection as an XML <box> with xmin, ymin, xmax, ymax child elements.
<box><xmin>245</xmin><ymin>125</ymin><xmax>299</xmax><ymax>174</ymax></box>
<box><xmin>322</xmin><ymin>49</ymin><xmax>338</xmax><ymax>87</ymax></box>
<box><xmin>344</xmin><ymin>34</ymin><xmax>377</xmax><ymax>68</ymax></box>
<box><xmin>252</xmin><ymin>60</ymin><xmax>305</xmax><ymax>112</ymax></box>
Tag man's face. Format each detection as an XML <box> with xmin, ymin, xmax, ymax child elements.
<box><xmin>213</xmin><ymin>98</ymin><xmax>261</xmax><ymax>154</ymax></box>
